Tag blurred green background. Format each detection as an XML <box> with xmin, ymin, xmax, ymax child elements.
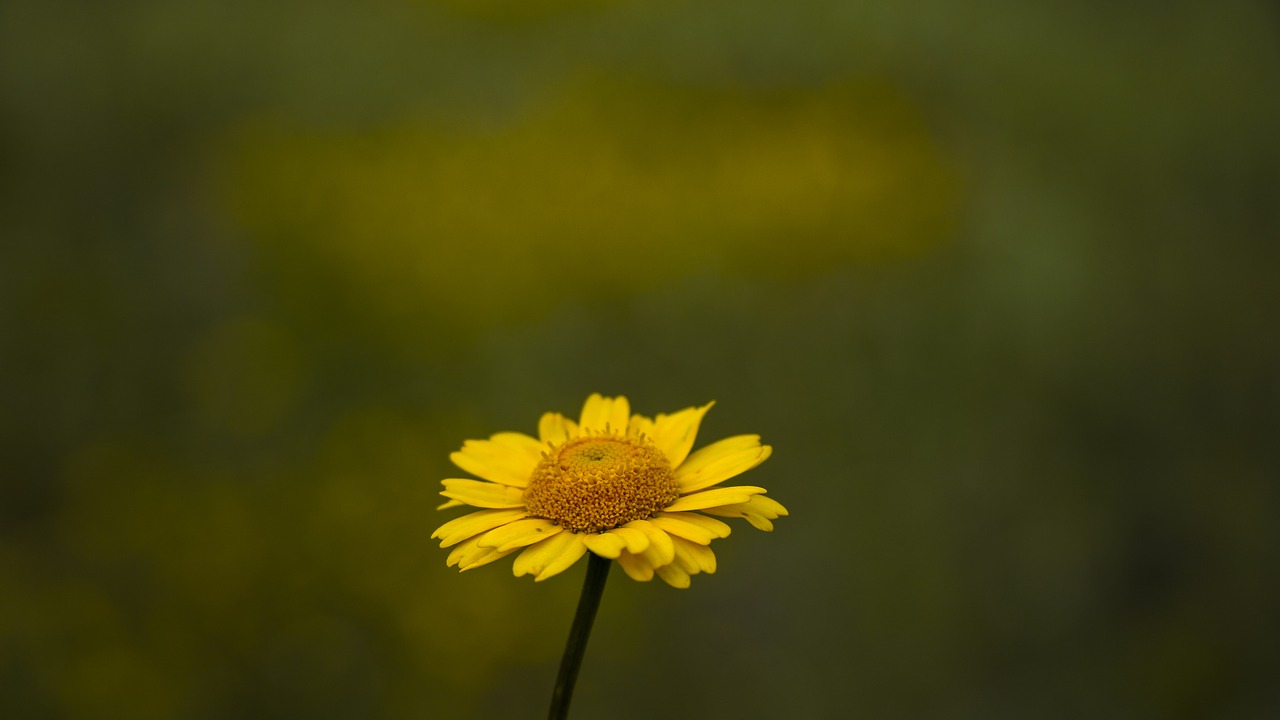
<box><xmin>3</xmin><ymin>0</ymin><xmax>1278</xmax><ymax>718</ymax></box>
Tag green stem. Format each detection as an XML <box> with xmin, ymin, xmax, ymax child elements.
<box><xmin>548</xmin><ymin>552</ymin><xmax>611</xmax><ymax>720</ymax></box>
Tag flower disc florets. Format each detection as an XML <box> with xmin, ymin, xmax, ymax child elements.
<box><xmin>524</xmin><ymin>433</ymin><xmax>678</xmax><ymax>533</ymax></box>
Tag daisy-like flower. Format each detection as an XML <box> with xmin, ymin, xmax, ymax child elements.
<box><xmin>432</xmin><ymin>393</ymin><xmax>787</xmax><ymax>588</ymax></box>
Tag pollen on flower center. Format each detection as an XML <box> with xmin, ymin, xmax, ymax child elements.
<box><xmin>523</xmin><ymin>435</ymin><xmax>678</xmax><ymax>533</ymax></box>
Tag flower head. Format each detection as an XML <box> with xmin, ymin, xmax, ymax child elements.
<box><xmin>432</xmin><ymin>394</ymin><xmax>787</xmax><ymax>588</ymax></box>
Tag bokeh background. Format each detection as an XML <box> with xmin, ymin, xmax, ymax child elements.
<box><xmin>3</xmin><ymin>1</ymin><xmax>1278</xmax><ymax>718</ymax></box>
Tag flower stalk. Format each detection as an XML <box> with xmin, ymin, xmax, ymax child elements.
<box><xmin>548</xmin><ymin>552</ymin><xmax>612</xmax><ymax>720</ymax></box>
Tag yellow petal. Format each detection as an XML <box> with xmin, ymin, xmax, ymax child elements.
<box><xmin>449</xmin><ymin>433</ymin><xmax>541</xmax><ymax>487</ymax></box>
<box><xmin>664</xmin><ymin>486</ymin><xmax>767</xmax><ymax>512</ymax></box>
<box><xmin>700</xmin><ymin>494</ymin><xmax>788</xmax><ymax>531</ymax></box>
<box><xmin>624</xmin><ymin>519</ymin><xmax>675</xmax><ymax>567</ymax></box>
<box><xmin>615</xmin><ymin>550</ymin><xmax>654</xmax><ymax>582</ymax></box>
<box><xmin>627</xmin><ymin>413</ymin><xmax>656</xmax><ymax>440</ymax></box>
<box><xmin>648</xmin><ymin>514</ymin><xmax>717</xmax><ymax>545</ymax></box>
<box><xmin>534</xmin><ymin>534</ymin><xmax>589</xmax><ymax>581</ymax></box>
<box><xmin>674</xmin><ymin>437</ymin><xmax>772</xmax><ymax>493</ymax></box>
<box><xmin>463</xmin><ymin>545</ymin><xmax>517</xmax><ymax>568</ymax></box>
<box><xmin>605</xmin><ymin>526</ymin><xmax>650</xmax><ymax>554</ymax></box>
<box><xmin>447</xmin><ymin>535</ymin><xmax>519</xmax><ymax>571</ymax></box>
<box><xmin>747</xmin><ymin>494</ymin><xmax>789</xmax><ymax>517</ymax></box>
<box><xmin>652</xmin><ymin>511</ymin><xmax>732</xmax><ymax>539</ymax></box>
<box><xmin>674</xmin><ymin>434</ymin><xmax>761</xmax><ymax>474</ymax></box>
<box><xmin>432</xmin><ymin>508</ymin><xmax>529</xmax><ymax>548</ymax></box>
<box><xmin>477</xmin><ymin>518</ymin><xmax>563</xmax><ymax>552</ymax></box>
<box><xmin>655</xmin><ymin>562</ymin><xmax>692</xmax><ymax>589</ymax></box>
<box><xmin>491</xmin><ymin>431</ymin><xmax>545</xmax><ymax>454</ymax></box>
<box><xmin>650</xmin><ymin>511</ymin><xmax>731</xmax><ymax>541</ymax></box>
<box><xmin>583</xmin><ymin>532</ymin><xmax>627</xmax><ymax>559</ymax></box>
<box><xmin>513</xmin><ymin>531</ymin><xmax>584</xmax><ymax>578</ymax></box>
<box><xmin>437</xmin><ymin>499</ymin><xmax>465</xmax><ymax>510</ymax></box>
<box><xmin>440</xmin><ymin>479</ymin><xmax>527</xmax><ymax>508</ymax></box>
<box><xmin>538</xmin><ymin>412</ymin><xmax>578</xmax><ymax>445</ymax></box>
<box><xmin>668</xmin><ymin>538</ymin><xmax>700</xmax><ymax>574</ymax></box>
<box><xmin>671</xmin><ymin>535</ymin><xmax>717</xmax><ymax>574</ymax></box>
<box><xmin>578</xmin><ymin>393</ymin><xmax>630</xmax><ymax>434</ymax></box>
<box><xmin>446</xmin><ymin>535</ymin><xmax>484</xmax><ymax>567</ymax></box>
<box><xmin>650</xmin><ymin>401</ymin><xmax>713</xmax><ymax>468</ymax></box>
<box><xmin>461</xmin><ymin>545</ymin><xmax>519</xmax><ymax>572</ymax></box>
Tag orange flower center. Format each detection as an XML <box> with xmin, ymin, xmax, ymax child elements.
<box><xmin>523</xmin><ymin>435</ymin><xmax>678</xmax><ymax>533</ymax></box>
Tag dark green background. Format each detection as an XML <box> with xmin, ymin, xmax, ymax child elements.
<box><xmin>3</xmin><ymin>1</ymin><xmax>1277</xmax><ymax>718</ymax></box>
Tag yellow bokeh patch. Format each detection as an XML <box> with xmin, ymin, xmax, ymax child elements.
<box><xmin>217</xmin><ymin>77</ymin><xmax>957</xmax><ymax>329</ymax></box>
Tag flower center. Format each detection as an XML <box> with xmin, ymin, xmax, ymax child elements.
<box><xmin>524</xmin><ymin>435</ymin><xmax>678</xmax><ymax>533</ymax></box>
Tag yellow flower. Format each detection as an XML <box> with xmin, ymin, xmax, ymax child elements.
<box><xmin>432</xmin><ymin>394</ymin><xmax>787</xmax><ymax>588</ymax></box>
